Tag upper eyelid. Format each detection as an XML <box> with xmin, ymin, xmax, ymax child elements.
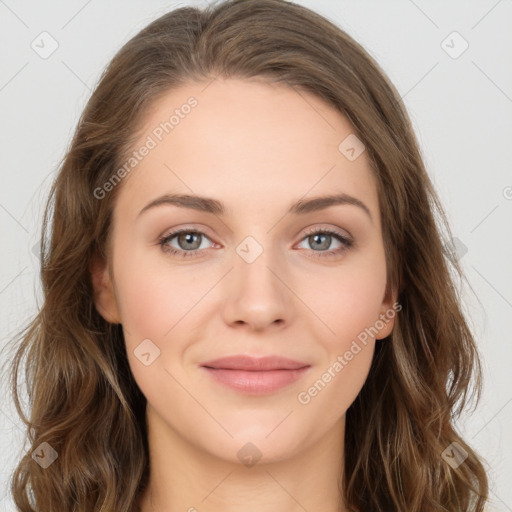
<box><xmin>160</xmin><ymin>226</ymin><xmax>352</xmax><ymax>247</ymax></box>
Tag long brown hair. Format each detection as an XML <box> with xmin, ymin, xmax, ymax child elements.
<box><xmin>4</xmin><ymin>0</ymin><xmax>489</xmax><ymax>510</ymax></box>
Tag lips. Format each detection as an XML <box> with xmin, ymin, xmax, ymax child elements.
<box><xmin>199</xmin><ymin>355</ymin><xmax>311</xmax><ymax>395</ymax></box>
<box><xmin>200</xmin><ymin>355</ymin><xmax>309</xmax><ymax>371</ymax></box>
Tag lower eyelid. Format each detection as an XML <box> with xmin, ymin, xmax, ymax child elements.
<box><xmin>160</xmin><ymin>229</ymin><xmax>352</xmax><ymax>257</ymax></box>
<box><xmin>161</xmin><ymin>231</ymin><xmax>214</xmax><ymax>251</ymax></box>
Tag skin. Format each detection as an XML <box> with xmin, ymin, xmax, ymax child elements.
<box><xmin>91</xmin><ymin>77</ymin><xmax>397</xmax><ymax>512</ymax></box>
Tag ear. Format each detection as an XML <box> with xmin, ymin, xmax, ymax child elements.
<box><xmin>375</xmin><ymin>281</ymin><xmax>400</xmax><ymax>340</ymax></box>
<box><xmin>89</xmin><ymin>251</ymin><xmax>121</xmax><ymax>324</ymax></box>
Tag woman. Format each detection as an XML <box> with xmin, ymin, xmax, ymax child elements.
<box><xmin>6</xmin><ymin>0</ymin><xmax>489</xmax><ymax>510</ymax></box>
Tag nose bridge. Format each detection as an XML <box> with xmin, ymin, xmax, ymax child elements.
<box><xmin>222</xmin><ymin>234</ymin><xmax>291</xmax><ymax>330</ymax></box>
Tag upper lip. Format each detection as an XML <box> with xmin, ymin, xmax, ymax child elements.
<box><xmin>200</xmin><ymin>355</ymin><xmax>310</xmax><ymax>371</ymax></box>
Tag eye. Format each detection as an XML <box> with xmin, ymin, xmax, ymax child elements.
<box><xmin>158</xmin><ymin>227</ymin><xmax>353</xmax><ymax>259</ymax></box>
<box><xmin>296</xmin><ymin>228</ymin><xmax>353</xmax><ymax>258</ymax></box>
<box><xmin>158</xmin><ymin>229</ymin><xmax>215</xmax><ymax>258</ymax></box>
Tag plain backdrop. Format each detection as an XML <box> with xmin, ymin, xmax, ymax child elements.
<box><xmin>0</xmin><ymin>0</ymin><xmax>511</xmax><ymax>510</ymax></box>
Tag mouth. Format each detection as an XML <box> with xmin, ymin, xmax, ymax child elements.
<box><xmin>199</xmin><ymin>355</ymin><xmax>311</xmax><ymax>395</ymax></box>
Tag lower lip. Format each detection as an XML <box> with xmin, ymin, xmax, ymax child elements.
<box><xmin>200</xmin><ymin>367</ymin><xmax>310</xmax><ymax>395</ymax></box>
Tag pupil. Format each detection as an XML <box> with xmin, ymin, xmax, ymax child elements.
<box><xmin>312</xmin><ymin>234</ymin><xmax>329</xmax><ymax>250</ymax></box>
<box><xmin>180</xmin><ymin>232</ymin><xmax>200</xmax><ymax>249</ymax></box>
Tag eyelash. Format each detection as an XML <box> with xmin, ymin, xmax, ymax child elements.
<box><xmin>158</xmin><ymin>227</ymin><xmax>353</xmax><ymax>260</ymax></box>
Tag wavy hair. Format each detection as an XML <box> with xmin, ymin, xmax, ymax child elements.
<box><xmin>4</xmin><ymin>0</ymin><xmax>489</xmax><ymax>510</ymax></box>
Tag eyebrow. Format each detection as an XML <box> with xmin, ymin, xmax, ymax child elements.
<box><xmin>137</xmin><ymin>192</ymin><xmax>372</xmax><ymax>222</ymax></box>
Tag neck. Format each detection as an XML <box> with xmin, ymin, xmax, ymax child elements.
<box><xmin>138</xmin><ymin>405</ymin><xmax>348</xmax><ymax>512</ymax></box>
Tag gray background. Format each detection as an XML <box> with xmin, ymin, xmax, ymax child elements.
<box><xmin>1</xmin><ymin>0</ymin><xmax>511</xmax><ymax>510</ymax></box>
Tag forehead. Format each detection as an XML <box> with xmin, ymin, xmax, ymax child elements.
<box><xmin>115</xmin><ymin>77</ymin><xmax>379</xmax><ymax>221</ymax></box>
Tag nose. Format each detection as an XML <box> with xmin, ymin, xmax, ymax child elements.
<box><xmin>221</xmin><ymin>240</ymin><xmax>293</xmax><ymax>332</ymax></box>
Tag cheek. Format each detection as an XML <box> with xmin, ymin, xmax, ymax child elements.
<box><xmin>115</xmin><ymin>240</ymin><xmax>388</xmax><ymax>357</ymax></box>
<box><xmin>299</xmin><ymin>340</ymin><xmax>375</xmax><ymax>430</ymax></box>
<box><xmin>115</xmin><ymin>262</ymin><xmax>195</xmax><ymax>402</ymax></box>
<box><xmin>113</xmin><ymin>251</ymin><xmax>212</xmax><ymax>387</ymax></box>
<box><xmin>295</xmin><ymin>253</ymin><xmax>386</xmax><ymax>403</ymax></box>
<box><xmin>114</xmin><ymin>248</ymin><xmax>205</xmax><ymax>342</ymax></box>
<box><xmin>117</xmin><ymin>273</ymin><xmax>172</xmax><ymax>343</ymax></box>
<box><xmin>296</xmin><ymin>270</ymin><xmax>383</xmax><ymax>416</ymax></box>
<box><xmin>303</xmin><ymin>259</ymin><xmax>387</xmax><ymax>344</ymax></box>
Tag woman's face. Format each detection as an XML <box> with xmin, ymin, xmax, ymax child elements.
<box><xmin>92</xmin><ymin>77</ymin><xmax>396</xmax><ymax>465</ymax></box>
